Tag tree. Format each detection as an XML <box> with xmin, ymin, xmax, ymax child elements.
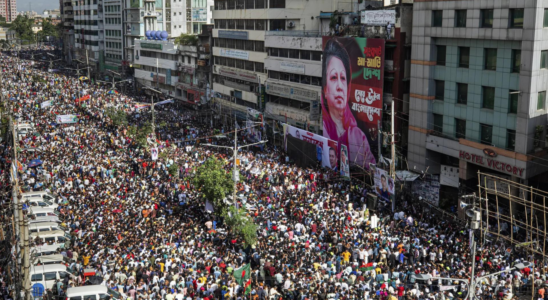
<box><xmin>11</xmin><ymin>16</ymin><xmax>34</xmax><ymax>43</ymax></box>
<box><xmin>193</xmin><ymin>157</ymin><xmax>233</xmax><ymax>216</ymax></box>
<box><xmin>128</xmin><ymin>121</ymin><xmax>153</xmax><ymax>148</ymax></box>
<box><xmin>40</xmin><ymin>18</ymin><xmax>59</xmax><ymax>38</ymax></box>
<box><xmin>105</xmin><ymin>107</ymin><xmax>128</xmax><ymax>127</ymax></box>
<box><xmin>174</xmin><ymin>34</ymin><xmax>198</xmax><ymax>46</ymax></box>
<box><xmin>225</xmin><ymin>206</ymin><xmax>258</xmax><ymax>247</ymax></box>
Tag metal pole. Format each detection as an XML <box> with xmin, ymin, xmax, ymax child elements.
<box><xmin>85</xmin><ymin>49</ymin><xmax>90</xmax><ymax>81</ymax></box>
<box><xmin>233</xmin><ymin>116</ymin><xmax>238</xmax><ymax>207</ymax></box>
<box><xmin>152</xmin><ymin>94</ymin><xmax>156</xmax><ymax>141</ymax></box>
<box><xmin>390</xmin><ymin>102</ymin><xmax>396</xmax><ymax>212</ymax></box>
<box><xmin>469</xmin><ymin>233</ymin><xmax>477</xmax><ymax>300</ymax></box>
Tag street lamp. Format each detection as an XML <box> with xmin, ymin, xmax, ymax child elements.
<box><xmin>143</xmin><ymin>86</ymin><xmax>163</xmax><ymax>142</ymax></box>
<box><xmin>415</xmin><ymin>262</ymin><xmax>533</xmax><ymax>300</ymax></box>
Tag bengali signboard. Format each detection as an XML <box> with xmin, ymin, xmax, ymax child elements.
<box><xmin>218</xmin><ymin>30</ymin><xmax>248</xmax><ymax>40</ymax></box>
<box><xmin>321</xmin><ymin>37</ymin><xmax>384</xmax><ymax>169</ymax></box>
<box><xmin>219</xmin><ymin>49</ymin><xmax>249</xmax><ymax>60</ymax></box>
<box><xmin>280</xmin><ymin>61</ymin><xmax>305</xmax><ymax>74</ymax></box>
<box><xmin>265</xmin><ymin>81</ymin><xmax>318</xmax><ymax>102</ymax></box>
<box><xmin>360</xmin><ymin>10</ymin><xmax>396</xmax><ymax>25</ymax></box>
<box><xmin>219</xmin><ymin>67</ymin><xmax>257</xmax><ymax>82</ymax></box>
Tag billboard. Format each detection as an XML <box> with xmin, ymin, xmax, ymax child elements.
<box><xmin>283</xmin><ymin>124</ymin><xmax>338</xmax><ymax>170</ymax></box>
<box><xmin>191</xmin><ymin>8</ymin><xmax>207</xmax><ymax>22</ymax></box>
<box><xmin>371</xmin><ymin>164</ymin><xmax>394</xmax><ymax>203</ymax></box>
<box><xmin>340</xmin><ymin>144</ymin><xmax>350</xmax><ymax>179</ymax></box>
<box><xmin>360</xmin><ymin>10</ymin><xmax>396</xmax><ymax>25</ymax></box>
<box><xmin>321</xmin><ymin>37</ymin><xmax>384</xmax><ymax>169</ymax></box>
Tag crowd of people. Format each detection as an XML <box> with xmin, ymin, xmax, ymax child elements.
<box><xmin>0</xmin><ymin>48</ymin><xmax>543</xmax><ymax>300</ymax></box>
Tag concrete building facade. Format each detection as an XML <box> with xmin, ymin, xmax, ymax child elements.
<box><xmin>408</xmin><ymin>0</ymin><xmax>548</xmax><ymax>192</ymax></box>
<box><xmin>133</xmin><ymin>39</ymin><xmax>180</xmax><ymax>95</ymax></box>
<box><xmin>0</xmin><ymin>0</ymin><xmax>16</xmax><ymax>22</ymax></box>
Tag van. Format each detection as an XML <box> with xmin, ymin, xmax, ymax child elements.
<box><xmin>33</xmin><ymin>254</ymin><xmax>70</xmax><ymax>266</ymax></box>
<box><xmin>30</xmin><ymin>264</ymin><xmax>75</xmax><ymax>291</ymax></box>
<box><xmin>29</xmin><ymin>207</ymin><xmax>60</xmax><ymax>217</ymax></box>
<box><xmin>23</xmin><ymin>191</ymin><xmax>59</xmax><ymax>208</ymax></box>
<box><xmin>30</xmin><ymin>230</ymin><xmax>71</xmax><ymax>248</ymax></box>
<box><xmin>16</xmin><ymin>123</ymin><xmax>34</xmax><ymax>138</ymax></box>
<box><xmin>31</xmin><ymin>244</ymin><xmax>62</xmax><ymax>257</ymax></box>
<box><xmin>28</xmin><ymin>207</ymin><xmax>61</xmax><ymax>224</ymax></box>
<box><xmin>66</xmin><ymin>285</ymin><xmax>126</xmax><ymax>300</ymax></box>
<box><xmin>29</xmin><ymin>222</ymin><xmax>65</xmax><ymax>234</ymax></box>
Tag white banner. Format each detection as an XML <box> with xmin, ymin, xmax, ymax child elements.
<box><xmin>440</xmin><ymin>164</ymin><xmax>459</xmax><ymax>188</ymax></box>
<box><xmin>41</xmin><ymin>100</ymin><xmax>53</xmax><ymax>109</ymax></box>
<box><xmin>151</xmin><ymin>147</ymin><xmax>159</xmax><ymax>161</ymax></box>
<box><xmin>280</xmin><ymin>61</ymin><xmax>305</xmax><ymax>74</ymax></box>
<box><xmin>219</xmin><ymin>49</ymin><xmax>249</xmax><ymax>60</ymax></box>
<box><xmin>360</xmin><ymin>10</ymin><xmax>396</xmax><ymax>25</ymax></box>
<box><xmin>283</xmin><ymin>124</ymin><xmax>338</xmax><ymax>170</ymax></box>
<box><xmin>56</xmin><ymin>115</ymin><xmax>79</xmax><ymax>124</ymax></box>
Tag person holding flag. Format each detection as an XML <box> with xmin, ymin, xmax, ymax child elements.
<box><xmin>233</xmin><ymin>263</ymin><xmax>252</xmax><ymax>296</ymax></box>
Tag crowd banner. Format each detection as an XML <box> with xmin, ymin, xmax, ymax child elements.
<box><xmin>370</xmin><ymin>164</ymin><xmax>394</xmax><ymax>203</ymax></box>
<box><xmin>321</xmin><ymin>37</ymin><xmax>384</xmax><ymax>170</ymax></box>
<box><xmin>75</xmin><ymin>95</ymin><xmax>91</xmax><ymax>103</ymax></box>
<box><xmin>56</xmin><ymin>115</ymin><xmax>79</xmax><ymax>124</ymax></box>
<box><xmin>151</xmin><ymin>147</ymin><xmax>159</xmax><ymax>161</ymax></box>
<box><xmin>340</xmin><ymin>144</ymin><xmax>350</xmax><ymax>179</ymax></box>
<box><xmin>283</xmin><ymin>124</ymin><xmax>337</xmax><ymax>169</ymax></box>
<box><xmin>41</xmin><ymin>100</ymin><xmax>53</xmax><ymax>109</ymax></box>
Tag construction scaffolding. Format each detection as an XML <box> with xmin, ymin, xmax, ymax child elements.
<box><xmin>477</xmin><ymin>171</ymin><xmax>548</xmax><ymax>259</ymax></box>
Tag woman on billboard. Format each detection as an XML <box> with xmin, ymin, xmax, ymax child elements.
<box><xmin>321</xmin><ymin>39</ymin><xmax>376</xmax><ymax>169</ymax></box>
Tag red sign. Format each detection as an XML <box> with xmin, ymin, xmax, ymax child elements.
<box><xmin>75</xmin><ymin>95</ymin><xmax>90</xmax><ymax>102</ymax></box>
<box><xmin>459</xmin><ymin>150</ymin><xmax>524</xmax><ymax>176</ymax></box>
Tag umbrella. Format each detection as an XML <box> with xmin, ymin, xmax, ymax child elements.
<box><xmin>28</xmin><ymin>159</ymin><xmax>43</xmax><ymax>168</ymax></box>
<box><xmin>107</xmin><ymin>90</ymin><xmax>119</xmax><ymax>95</ymax></box>
<box><xmin>79</xmin><ymin>76</ymin><xmax>89</xmax><ymax>81</ymax></box>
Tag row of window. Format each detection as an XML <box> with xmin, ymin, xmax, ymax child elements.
<box><xmin>213</xmin><ymin>74</ymin><xmax>259</xmax><ymax>92</ymax></box>
<box><xmin>436</xmin><ymin>46</ymin><xmax>521</xmax><ymax>73</ymax></box>
<box><xmin>76</xmin><ymin>30</ymin><xmax>99</xmax><ymax>36</ymax></box>
<box><xmin>213</xmin><ymin>39</ymin><xmax>265</xmax><ymax>53</ymax></box>
<box><xmin>105</xmin><ymin>53</ymin><xmax>122</xmax><ymax>60</ymax></box>
<box><xmin>269</xmin><ymin>96</ymin><xmax>311</xmax><ymax>111</ymax></box>
<box><xmin>74</xmin><ymin>20</ymin><xmax>98</xmax><ymax>26</ymax></box>
<box><xmin>137</xmin><ymin>65</ymin><xmax>180</xmax><ymax>76</ymax></box>
<box><xmin>72</xmin><ymin>0</ymin><xmax>98</xmax><ymax>6</ymax></box>
<box><xmin>215</xmin><ymin>19</ymin><xmax>267</xmax><ymax>31</ymax></box>
<box><xmin>77</xmin><ymin>40</ymin><xmax>99</xmax><ymax>46</ymax></box>
<box><xmin>138</xmin><ymin>50</ymin><xmax>178</xmax><ymax>61</ymax></box>
<box><xmin>104</xmin><ymin>5</ymin><xmax>121</xmax><ymax>12</ymax></box>
<box><xmin>269</xmin><ymin>71</ymin><xmax>321</xmax><ymax>86</ymax></box>
<box><xmin>105</xmin><ymin>18</ymin><xmax>122</xmax><ymax>24</ymax></box>
<box><xmin>434</xmin><ymin>81</ymin><xmax>519</xmax><ymax>113</ymax></box>
<box><xmin>269</xmin><ymin>48</ymin><xmax>322</xmax><ymax>61</ymax></box>
<box><xmin>74</xmin><ymin>10</ymin><xmax>97</xmax><ymax>16</ymax></box>
<box><xmin>432</xmin><ymin>115</ymin><xmax>516</xmax><ymax>150</ymax></box>
<box><xmin>214</xmin><ymin>0</ymin><xmax>284</xmax><ymax>10</ymax></box>
<box><xmin>432</xmin><ymin>8</ymin><xmax>523</xmax><ymax>28</ymax></box>
<box><xmin>105</xmin><ymin>41</ymin><xmax>122</xmax><ymax>49</ymax></box>
<box><xmin>105</xmin><ymin>30</ymin><xmax>121</xmax><ymax>37</ymax></box>
<box><xmin>214</xmin><ymin>56</ymin><xmax>265</xmax><ymax>73</ymax></box>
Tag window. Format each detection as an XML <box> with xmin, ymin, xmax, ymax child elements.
<box><xmin>270</xmin><ymin>48</ymin><xmax>278</xmax><ymax>57</ymax></box>
<box><xmin>455</xmin><ymin>119</ymin><xmax>466</xmax><ymax>139</ymax></box>
<box><xmin>300</xmin><ymin>50</ymin><xmax>310</xmax><ymax>60</ymax></box>
<box><xmin>482</xmin><ymin>86</ymin><xmax>495</xmax><ymax>109</ymax></box>
<box><xmin>236</xmin><ymin>19</ymin><xmax>244</xmax><ymax>30</ymax></box>
<box><xmin>44</xmin><ymin>272</ymin><xmax>57</xmax><ymax>281</ymax></box>
<box><xmin>435</xmin><ymin>80</ymin><xmax>445</xmax><ymax>100</ymax></box>
<box><xmin>544</xmin><ymin>8</ymin><xmax>548</xmax><ymax>27</ymax></box>
<box><xmin>432</xmin><ymin>10</ymin><xmax>443</xmax><ymax>27</ymax></box>
<box><xmin>270</xmin><ymin>19</ymin><xmax>285</xmax><ymax>30</ymax></box>
<box><xmin>458</xmin><ymin>47</ymin><xmax>469</xmax><ymax>68</ymax></box>
<box><xmin>480</xmin><ymin>124</ymin><xmax>493</xmax><ymax>145</ymax></box>
<box><xmin>484</xmin><ymin>48</ymin><xmax>497</xmax><ymax>70</ymax></box>
<box><xmin>537</xmin><ymin>91</ymin><xmax>546</xmax><ymax>110</ymax></box>
<box><xmin>457</xmin><ymin>83</ymin><xmax>468</xmax><ymax>104</ymax></box>
<box><xmin>534</xmin><ymin>126</ymin><xmax>544</xmax><ymax>148</ymax></box>
<box><xmin>433</xmin><ymin>114</ymin><xmax>443</xmax><ymax>134</ymax></box>
<box><xmin>245</xmin><ymin>19</ymin><xmax>254</xmax><ymax>30</ymax></box>
<box><xmin>480</xmin><ymin>9</ymin><xmax>493</xmax><ymax>28</ymax></box>
<box><xmin>436</xmin><ymin>45</ymin><xmax>446</xmax><ymax>65</ymax></box>
<box><xmin>255</xmin><ymin>62</ymin><xmax>264</xmax><ymax>73</ymax></box>
<box><xmin>510</xmin><ymin>9</ymin><xmax>524</xmax><ymax>28</ymax></box>
<box><xmin>245</xmin><ymin>0</ymin><xmax>253</xmax><ymax>9</ymax></box>
<box><xmin>541</xmin><ymin>50</ymin><xmax>548</xmax><ymax>69</ymax></box>
<box><xmin>83</xmin><ymin>296</ymin><xmax>97</xmax><ymax>300</ymax></box>
<box><xmin>311</xmin><ymin>51</ymin><xmax>322</xmax><ymax>61</ymax></box>
<box><xmin>255</xmin><ymin>0</ymin><xmax>265</xmax><ymax>8</ymax></box>
<box><xmin>509</xmin><ymin>91</ymin><xmax>518</xmax><ymax>113</ymax></box>
<box><xmin>512</xmin><ymin>50</ymin><xmax>521</xmax><ymax>73</ymax></box>
<box><xmin>269</xmin><ymin>71</ymin><xmax>279</xmax><ymax>79</ymax></box>
<box><xmin>279</xmin><ymin>48</ymin><xmax>288</xmax><ymax>58</ymax></box>
<box><xmin>269</xmin><ymin>0</ymin><xmax>284</xmax><ymax>8</ymax></box>
<box><xmin>288</xmin><ymin>49</ymin><xmax>299</xmax><ymax>59</ymax></box>
<box><xmin>507</xmin><ymin>130</ymin><xmax>516</xmax><ymax>150</ymax></box>
<box><xmin>31</xmin><ymin>274</ymin><xmax>43</xmax><ymax>282</ymax></box>
<box><xmin>455</xmin><ymin>10</ymin><xmax>467</xmax><ymax>27</ymax></box>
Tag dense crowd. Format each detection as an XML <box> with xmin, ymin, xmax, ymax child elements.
<box><xmin>0</xmin><ymin>49</ymin><xmax>543</xmax><ymax>300</ymax></box>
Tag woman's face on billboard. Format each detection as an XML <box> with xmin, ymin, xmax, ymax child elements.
<box><xmin>324</xmin><ymin>56</ymin><xmax>348</xmax><ymax>114</ymax></box>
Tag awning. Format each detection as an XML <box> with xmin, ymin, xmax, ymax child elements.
<box><xmin>319</xmin><ymin>12</ymin><xmax>333</xmax><ymax>19</ymax></box>
<box><xmin>396</xmin><ymin>170</ymin><xmax>420</xmax><ymax>182</ymax></box>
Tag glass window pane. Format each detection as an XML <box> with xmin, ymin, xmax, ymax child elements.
<box><xmin>481</xmin><ymin>9</ymin><xmax>493</xmax><ymax>28</ymax></box>
<box><xmin>432</xmin><ymin>10</ymin><xmax>442</xmax><ymax>27</ymax></box>
<box><xmin>484</xmin><ymin>48</ymin><xmax>497</xmax><ymax>70</ymax></box>
<box><xmin>288</xmin><ymin>49</ymin><xmax>299</xmax><ymax>59</ymax></box>
<box><xmin>300</xmin><ymin>50</ymin><xmax>310</xmax><ymax>60</ymax></box>
<box><xmin>482</xmin><ymin>86</ymin><xmax>495</xmax><ymax>109</ymax></box>
<box><xmin>254</xmin><ymin>41</ymin><xmax>264</xmax><ymax>52</ymax></box>
<box><xmin>245</xmin><ymin>0</ymin><xmax>254</xmax><ymax>9</ymax></box>
<box><xmin>509</xmin><ymin>91</ymin><xmax>518</xmax><ymax>114</ymax></box>
<box><xmin>435</xmin><ymin>80</ymin><xmax>445</xmax><ymax>100</ymax></box>
<box><xmin>31</xmin><ymin>274</ymin><xmax>43</xmax><ymax>281</ymax></box>
<box><xmin>44</xmin><ymin>272</ymin><xmax>57</xmax><ymax>281</ymax></box>
<box><xmin>544</xmin><ymin>8</ymin><xmax>548</xmax><ymax>27</ymax></box>
<box><xmin>311</xmin><ymin>51</ymin><xmax>322</xmax><ymax>61</ymax></box>
<box><xmin>455</xmin><ymin>119</ymin><xmax>466</xmax><ymax>139</ymax></box>
<box><xmin>245</xmin><ymin>19</ymin><xmax>254</xmax><ymax>30</ymax></box>
<box><xmin>433</xmin><ymin>114</ymin><xmax>443</xmax><ymax>134</ymax></box>
<box><xmin>255</xmin><ymin>62</ymin><xmax>264</xmax><ymax>73</ymax></box>
<box><xmin>270</xmin><ymin>48</ymin><xmax>278</xmax><ymax>56</ymax></box>
<box><xmin>436</xmin><ymin>46</ymin><xmax>446</xmax><ymax>65</ymax></box>
<box><xmin>512</xmin><ymin>50</ymin><xmax>521</xmax><ymax>73</ymax></box>
<box><xmin>480</xmin><ymin>124</ymin><xmax>493</xmax><ymax>145</ymax></box>
<box><xmin>255</xmin><ymin>0</ymin><xmax>265</xmax><ymax>8</ymax></box>
<box><xmin>537</xmin><ymin>91</ymin><xmax>546</xmax><ymax>110</ymax></box>
<box><xmin>510</xmin><ymin>9</ymin><xmax>524</xmax><ymax>28</ymax></box>
<box><xmin>459</xmin><ymin>47</ymin><xmax>469</xmax><ymax>68</ymax></box>
<box><xmin>507</xmin><ymin>130</ymin><xmax>516</xmax><ymax>150</ymax></box>
<box><xmin>279</xmin><ymin>48</ymin><xmax>288</xmax><ymax>58</ymax></box>
<box><xmin>455</xmin><ymin>10</ymin><xmax>467</xmax><ymax>27</ymax></box>
<box><xmin>457</xmin><ymin>83</ymin><xmax>468</xmax><ymax>104</ymax></box>
<box><xmin>541</xmin><ymin>50</ymin><xmax>548</xmax><ymax>69</ymax></box>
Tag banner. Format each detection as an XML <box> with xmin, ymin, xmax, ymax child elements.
<box><xmin>151</xmin><ymin>147</ymin><xmax>158</xmax><ymax>161</ymax></box>
<box><xmin>76</xmin><ymin>95</ymin><xmax>90</xmax><ymax>103</ymax></box>
<box><xmin>340</xmin><ymin>144</ymin><xmax>350</xmax><ymax>179</ymax></box>
<box><xmin>56</xmin><ymin>115</ymin><xmax>79</xmax><ymax>124</ymax></box>
<box><xmin>360</xmin><ymin>10</ymin><xmax>396</xmax><ymax>25</ymax></box>
<box><xmin>321</xmin><ymin>37</ymin><xmax>384</xmax><ymax>170</ymax></box>
<box><xmin>371</xmin><ymin>164</ymin><xmax>394</xmax><ymax>203</ymax></box>
<box><xmin>283</xmin><ymin>124</ymin><xmax>337</xmax><ymax>170</ymax></box>
<box><xmin>41</xmin><ymin>100</ymin><xmax>53</xmax><ymax>109</ymax></box>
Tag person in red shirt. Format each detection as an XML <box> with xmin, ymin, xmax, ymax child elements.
<box><xmin>397</xmin><ymin>284</ymin><xmax>405</xmax><ymax>300</ymax></box>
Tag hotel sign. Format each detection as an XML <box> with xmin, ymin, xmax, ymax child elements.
<box><xmin>459</xmin><ymin>150</ymin><xmax>524</xmax><ymax>177</ymax></box>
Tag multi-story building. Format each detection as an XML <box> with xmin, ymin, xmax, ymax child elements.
<box><xmin>186</xmin><ymin>0</ymin><xmax>213</xmax><ymax>34</ymax></box>
<box><xmin>59</xmin><ymin>0</ymin><xmax>75</xmax><ymax>62</ymax></box>
<box><xmin>102</xmin><ymin>0</ymin><xmax>124</xmax><ymax>72</ymax></box>
<box><xmin>133</xmin><ymin>39</ymin><xmax>180</xmax><ymax>95</ymax></box>
<box><xmin>0</xmin><ymin>0</ymin><xmax>16</xmax><ymax>22</ymax></box>
<box><xmin>211</xmin><ymin>0</ymin><xmax>340</xmax><ymax>121</ymax></box>
<box><xmin>73</xmin><ymin>0</ymin><xmax>101</xmax><ymax>75</ymax></box>
<box><xmin>408</xmin><ymin>0</ymin><xmax>548</xmax><ymax>195</ymax></box>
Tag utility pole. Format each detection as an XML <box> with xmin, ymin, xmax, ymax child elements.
<box><xmin>232</xmin><ymin>117</ymin><xmax>238</xmax><ymax>207</ymax></box>
<box><xmin>390</xmin><ymin>102</ymin><xmax>396</xmax><ymax>212</ymax></box>
<box><xmin>85</xmin><ymin>49</ymin><xmax>90</xmax><ymax>81</ymax></box>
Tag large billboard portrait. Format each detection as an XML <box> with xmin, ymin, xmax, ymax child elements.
<box><xmin>321</xmin><ymin>37</ymin><xmax>384</xmax><ymax>170</ymax></box>
<box><xmin>371</xmin><ymin>164</ymin><xmax>394</xmax><ymax>203</ymax></box>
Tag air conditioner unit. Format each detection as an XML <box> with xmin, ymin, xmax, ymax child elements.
<box><xmin>288</xmin><ymin>21</ymin><xmax>295</xmax><ymax>28</ymax></box>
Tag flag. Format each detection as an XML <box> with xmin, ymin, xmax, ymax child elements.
<box><xmin>233</xmin><ymin>263</ymin><xmax>251</xmax><ymax>294</ymax></box>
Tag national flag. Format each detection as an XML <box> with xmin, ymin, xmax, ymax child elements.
<box><xmin>233</xmin><ymin>263</ymin><xmax>251</xmax><ymax>294</ymax></box>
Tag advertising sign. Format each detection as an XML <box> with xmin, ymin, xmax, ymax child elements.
<box><xmin>265</xmin><ymin>81</ymin><xmax>318</xmax><ymax>102</ymax></box>
<box><xmin>166</xmin><ymin>69</ymin><xmax>172</xmax><ymax>85</ymax></box>
<box><xmin>220</xmin><ymin>49</ymin><xmax>249</xmax><ymax>60</ymax></box>
<box><xmin>219</xmin><ymin>67</ymin><xmax>257</xmax><ymax>82</ymax></box>
<box><xmin>41</xmin><ymin>100</ymin><xmax>53</xmax><ymax>109</ymax></box>
<box><xmin>280</xmin><ymin>61</ymin><xmax>305</xmax><ymax>74</ymax></box>
<box><xmin>309</xmin><ymin>100</ymin><xmax>320</xmax><ymax>121</ymax></box>
<box><xmin>371</xmin><ymin>164</ymin><xmax>394</xmax><ymax>203</ymax></box>
<box><xmin>191</xmin><ymin>8</ymin><xmax>207</xmax><ymax>22</ymax></box>
<box><xmin>340</xmin><ymin>144</ymin><xmax>350</xmax><ymax>179</ymax></box>
<box><xmin>321</xmin><ymin>37</ymin><xmax>384</xmax><ymax>169</ymax></box>
<box><xmin>360</xmin><ymin>10</ymin><xmax>396</xmax><ymax>25</ymax></box>
<box><xmin>218</xmin><ymin>30</ymin><xmax>248</xmax><ymax>40</ymax></box>
<box><xmin>283</xmin><ymin>124</ymin><xmax>338</xmax><ymax>170</ymax></box>
<box><xmin>56</xmin><ymin>115</ymin><xmax>79</xmax><ymax>124</ymax></box>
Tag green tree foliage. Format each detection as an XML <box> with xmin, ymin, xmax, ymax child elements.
<box><xmin>174</xmin><ymin>34</ymin><xmax>198</xmax><ymax>46</ymax></box>
<box><xmin>128</xmin><ymin>121</ymin><xmax>153</xmax><ymax>148</ymax></box>
<box><xmin>168</xmin><ymin>163</ymin><xmax>178</xmax><ymax>177</ymax></box>
<box><xmin>11</xmin><ymin>16</ymin><xmax>35</xmax><ymax>43</ymax></box>
<box><xmin>193</xmin><ymin>157</ymin><xmax>233</xmax><ymax>216</ymax></box>
<box><xmin>225</xmin><ymin>206</ymin><xmax>258</xmax><ymax>247</ymax></box>
<box><xmin>105</xmin><ymin>107</ymin><xmax>128</xmax><ymax>127</ymax></box>
<box><xmin>39</xmin><ymin>19</ymin><xmax>60</xmax><ymax>38</ymax></box>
